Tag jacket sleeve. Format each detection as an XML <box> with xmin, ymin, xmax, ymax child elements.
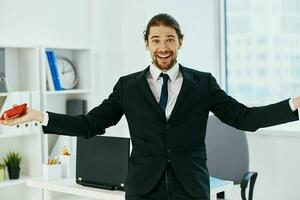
<box><xmin>208</xmin><ymin>73</ymin><xmax>299</xmax><ymax>132</ymax></box>
<box><xmin>42</xmin><ymin>78</ymin><xmax>124</xmax><ymax>138</ymax></box>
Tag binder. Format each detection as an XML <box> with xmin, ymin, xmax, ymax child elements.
<box><xmin>0</xmin><ymin>48</ymin><xmax>7</xmax><ymax>92</ymax></box>
<box><xmin>45</xmin><ymin>54</ymin><xmax>55</xmax><ymax>91</ymax></box>
<box><xmin>45</xmin><ymin>51</ymin><xmax>61</xmax><ymax>91</ymax></box>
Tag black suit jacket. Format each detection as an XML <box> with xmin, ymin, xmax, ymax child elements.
<box><xmin>42</xmin><ymin>65</ymin><xmax>298</xmax><ymax>199</ymax></box>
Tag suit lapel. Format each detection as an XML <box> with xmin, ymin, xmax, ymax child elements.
<box><xmin>136</xmin><ymin>65</ymin><xmax>194</xmax><ymax>122</ymax></box>
<box><xmin>137</xmin><ymin>66</ymin><xmax>166</xmax><ymax>120</ymax></box>
<box><xmin>168</xmin><ymin>65</ymin><xmax>194</xmax><ymax>122</ymax></box>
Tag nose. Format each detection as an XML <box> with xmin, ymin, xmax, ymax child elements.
<box><xmin>158</xmin><ymin>41</ymin><xmax>168</xmax><ymax>51</ymax></box>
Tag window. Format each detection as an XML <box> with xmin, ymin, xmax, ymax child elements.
<box><xmin>225</xmin><ymin>0</ymin><xmax>300</xmax><ymax>105</ymax></box>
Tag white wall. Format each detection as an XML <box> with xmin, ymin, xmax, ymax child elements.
<box><xmin>91</xmin><ymin>0</ymin><xmax>220</xmax><ymax>137</ymax></box>
<box><xmin>0</xmin><ymin>0</ymin><xmax>91</xmax><ymax>48</ymax></box>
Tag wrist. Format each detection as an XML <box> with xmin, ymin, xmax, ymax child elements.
<box><xmin>293</xmin><ymin>97</ymin><xmax>300</xmax><ymax>109</ymax></box>
<box><xmin>37</xmin><ymin>111</ymin><xmax>44</xmax><ymax>123</ymax></box>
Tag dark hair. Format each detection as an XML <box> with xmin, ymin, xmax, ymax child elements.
<box><xmin>143</xmin><ymin>13</ymin><xmax>184</xmax><ymax>42</ymax></box>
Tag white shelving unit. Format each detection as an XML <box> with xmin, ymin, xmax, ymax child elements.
<box><xmin>0</xmin><ymin>45</ymin><xmax>94</xmax><ymax>200</ymax></box>
<box><xmin>0</xmin><ymin>45</ymin><xmax>43</xmax><ymax>200</ymax></box>
<box><xmin>40</xmin><ymin>46</ymin><xmax>94</xmax><ymax>179</ymax></box>
<box><xmin>0</xmin><ymin>175</ymin><xmax>31</xmax><ymax>188</ymax></box>
<box><xmin>45</xmin><ymin>89</ymin><xmax>92</xmax><ymax>95</ymax></box>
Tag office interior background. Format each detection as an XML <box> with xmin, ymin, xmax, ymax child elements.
<box><xmin>0</xmin><ymin>0</ymin><xmax>300</xmax><ymax>199</ymax></box>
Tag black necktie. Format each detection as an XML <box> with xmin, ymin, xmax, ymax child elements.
<box><xmin>159</xmin><ymin>73</ymin><xmax>169</xmax><ymax>113</ymax></box>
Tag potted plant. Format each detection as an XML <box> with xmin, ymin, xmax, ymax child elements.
<box><xmin>0</xmin><ymin>161</ymin><xmax>5</xmax><ymax>182</ymax></box>
<box><xmin>4</xmin><ymin>151</ymin><xmax>22</xmax><ymax>179</ymax></box>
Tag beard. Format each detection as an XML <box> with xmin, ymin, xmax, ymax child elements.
<box><xmin>152</xmin><ymin>51</ymin><xmax>177</xmax><ymax>71</ymax></box>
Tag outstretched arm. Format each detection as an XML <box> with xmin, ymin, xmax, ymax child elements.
<box><xmin>0</xmin><ymin>78</ymin><xmax>124</xmax><ymax>139</ymax></box>
<box><xmin>208</xmin><ymin>73</ymin><xmax>299</xmax><ymax>131</ymax></box>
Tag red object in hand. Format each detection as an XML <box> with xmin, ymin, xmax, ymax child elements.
<box><xmin>0</xmin><ymin>103</ymin><xmax>27</xmax><ymax>120</ymax></box>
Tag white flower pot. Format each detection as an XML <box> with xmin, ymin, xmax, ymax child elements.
<box><xmin>59</xmin><ymin>155</ymin><xmax>71</xmax><ymax>178</ymax></box>
<box><xmin>42</xmin><ymin>163</ymin><xmax>61</xmax><ymax>180</ymax></box>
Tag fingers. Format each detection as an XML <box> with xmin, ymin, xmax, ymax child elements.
<box><xmin>0</xmin><ymin>119</ymin><xmax>14</xmax><ymax>126</ymax></box>
<box><xmin>0</xmin><ymin>116</ymin><xmax>22</xmax><ymax>126</ymax></box>
<box><xmin>0</xmin><ymin>113</ymin><xmax>18</xmax><ymax>126</ymax></box>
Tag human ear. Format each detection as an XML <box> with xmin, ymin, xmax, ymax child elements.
<box><xmin>178</xmin><ymin>39</ymin><xmax>183</xmax><ymax>49</ymax></box>
<box><xmin>145</xmin><ymin>40</ymin><xmax>150</xmax><ymax>50</ymax></box>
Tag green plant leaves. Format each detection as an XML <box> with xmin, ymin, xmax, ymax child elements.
<box><xmin>3</xmin><ymin>151</ymin><xmax>21</xmax><ymax>168</ymax></box>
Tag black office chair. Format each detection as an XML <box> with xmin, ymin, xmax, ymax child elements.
<box><xmin>205</xmin><ymin>115</ymin><xmax>258</xmax><ymax>200</ymax></box>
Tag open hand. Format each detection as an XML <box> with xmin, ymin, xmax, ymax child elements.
<box><xmin>0</xmin><ymin>105</ymin><xmax>44</xmax><ymax>126</ymax></box>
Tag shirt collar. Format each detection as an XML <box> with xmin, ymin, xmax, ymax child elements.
<box><xmin>149</xmin><ymin>62</ymin><xmax>180</xmax><ymax>82</ymax></box>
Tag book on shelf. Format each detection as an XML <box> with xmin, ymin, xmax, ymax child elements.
<box><xmin>45</xmin><ymin>53</ymin><xmax>55</xmax><ymax>91</ymax></box>
<box><xmin>45</xmin><ymin>50</ymin><xmax>62</xmax><ymax>91</ymax></box>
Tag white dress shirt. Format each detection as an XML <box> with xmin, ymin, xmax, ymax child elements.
<box><xmin>146</xmin><ymin>62</ymin><xmax>183</xmax><ymax>120</ymax></box>
<box><xmin>41</xmin><ymin>63</ymin><xmax>298</xmax><ymax>126</ymax></box>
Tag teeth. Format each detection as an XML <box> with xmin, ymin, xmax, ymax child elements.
<box><xmin>157</xmin><ymin>53</ymin><xmax>170</xmax><ymax>58</ymax></box>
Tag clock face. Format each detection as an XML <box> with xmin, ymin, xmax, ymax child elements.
<box><xmin>56</xmin><ymin>57</ymin><xmax>78</xmax><ymax>89</ymax></box>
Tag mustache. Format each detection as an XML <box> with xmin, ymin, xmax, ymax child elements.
<box><xmin>155</xmin><ymin>51</ymin><xmax>173</xmax><ymax>55</ymax></box>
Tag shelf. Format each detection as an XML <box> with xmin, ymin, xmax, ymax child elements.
<box><xmin>0</xmin><ymin>44</ymin><xmax>36</xmax><ymax>49</ymax></box>
<box><xmin>44</xmin><ymin>46</ymin><xmax>90</xmax><ymax>51</ymax></box>
<box><xmin>0</xmin><ymin>91</ymin><xmax>37</xmax><ymax>96</ymax></box>
<box><xmin>0</xmin><ymin>132</ymin><xmax>40</xmax><ymax>139</ymax></box>
<box><xmin>46</xmin><ymin>89</ymin><xmax>91</xmax><ymax>95</ymax></box>
<box><xmin>0</xmin><ymin>175</ymin><xmax>31</xmax><ymax>188</ymax></box>
<box><xmin>0</xmin><ymin>93</ymin><xmax>9</xmax><ymax>97</ymax></box>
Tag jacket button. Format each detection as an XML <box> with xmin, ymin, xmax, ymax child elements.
<box><xmin>167</xmin><ymin>149</ymin><xmax>171</xmax><ymax>154</ymax></box>
<box><xmin>167</xmin><ymin>159</ymin><xmax>171</xmax><ymax>162</ymax></box>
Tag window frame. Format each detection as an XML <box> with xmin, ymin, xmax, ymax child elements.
<box><xmin>218</xmin><ymin>0</ymin><xmax>300</xmax><ymax>134</ymax></box>
<box><xmin>218</xmin><ymin>0</ymin><xmax>228</xmax><ymax>91</ymax></box>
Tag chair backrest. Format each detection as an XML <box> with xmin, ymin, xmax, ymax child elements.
<box><xmin>205</xmin><ymin>115</ymin><xmax>249</xmax><ymax>184</ymax></box>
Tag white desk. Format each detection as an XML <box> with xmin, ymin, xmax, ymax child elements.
<box><xmin>27</xmin><ymin>177</ymin><xmax>233</xmax><ymax>200</ymax></box>
<box><xmin>210</xmin><ymin>177</ymin><xmax>234</xmax><ymax>200</ymax></box>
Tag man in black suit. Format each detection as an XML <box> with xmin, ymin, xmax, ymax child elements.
<box><xmin>1</xmin><ymin>13</ymin><xmax>300</xmax><ymax>200</ymax></box>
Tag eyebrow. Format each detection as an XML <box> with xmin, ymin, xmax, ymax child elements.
<box><xmin>150</xmin><ymin>35</ymin><xmax>176</xmax><ymax>39</ymax></box>
<box><xmin>150</xmin><ymin>35</ymin><xmax>160</xmax><ymax>39</ymax></box>
<box><xmin>166</xmin><ymin>35</ymin><xmax>176</xmax><ymax>38</ymax></box>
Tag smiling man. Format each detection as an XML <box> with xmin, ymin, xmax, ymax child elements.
<box><xmin>1</xmin><ymin>13</ymin><xmax>300</xmax><ymax>200</ymax></box>
<box><xmin>145</xmin><ymin>20</ymin><xmax>183</xmax><ymax>71</ymax></box>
